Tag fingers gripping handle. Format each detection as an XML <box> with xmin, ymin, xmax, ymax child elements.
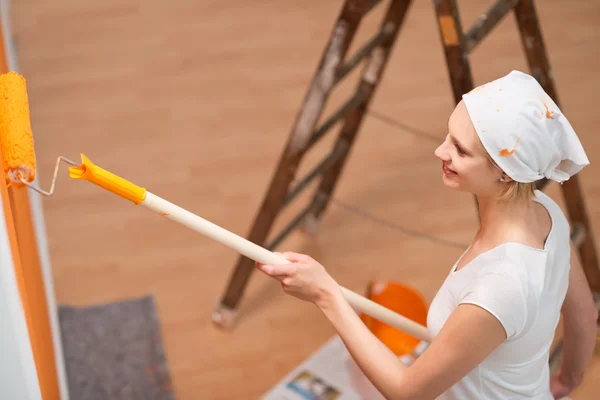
<box><xmin>142</xmin><ymin>192</ymin><xmax>432</xmax><ymax>343</ymax></box>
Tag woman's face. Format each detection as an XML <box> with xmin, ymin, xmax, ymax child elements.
<box><xmin>434</xmin><ymin>100</ymin><xmax>506</xmax><ymax>196</ymax></box>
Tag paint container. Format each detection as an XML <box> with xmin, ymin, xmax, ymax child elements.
<box><xmin>344</xmin><ymin>281</ymin><xmax>428</xmax><ymax>399</ymax></box>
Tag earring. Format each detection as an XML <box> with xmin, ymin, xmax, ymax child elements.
<box><xmin>499</xmin><ymin>177</ymin><xmax>505</xmax><ymax>182</ymax></box>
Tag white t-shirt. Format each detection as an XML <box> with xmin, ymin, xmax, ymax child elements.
<box><xmin>427</xmin><ymin>190</ymin><xmax>571</xmax><ymax>399</ymax></box>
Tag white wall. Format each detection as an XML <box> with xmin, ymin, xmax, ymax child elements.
<box><xmin>0</xmin><ymin>195</ymin><xmax>42</xmax><ymax>399</ymax></box>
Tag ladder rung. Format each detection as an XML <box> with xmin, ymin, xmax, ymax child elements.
<box><xmin>367</xmin><ymin>0</ymin><xmax>383</xmax><ymax>12</ymax></box>
<box><xmin>349</xmin><ymin>0</ymin><xmax>384</xmax><ymax>16</ymax></box>
<box><xmin>266</xmin><ymin>201</ymin><xmax>317</xmax><ymax>250</ymax></box>
<box><xmin>571</xmin><ymin>223</ymin><xmax>586</xmax><ymax>248</ymax></box>
<box><xmin>336</xmin><ymin>27</ymin><xmax>393</xmax><ymax>83</ymax></box>
<box><xmin>308</xmin><ymin>87</ymin><xmax>367</xmax><ymax>149</ymax></box>
<box><xmin>464</xmin><ymin>0</ymin><xmax>519</xmax><ymax>54</ymax></box>
<box><xmin>284</xmin><ymin>144</ymin><xmax>347</xmax><ymax>206</ymax></box>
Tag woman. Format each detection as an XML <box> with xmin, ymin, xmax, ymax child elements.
<box><xmin>256</xmin><ymin>71</ymin><xmax>598</xmax><ymax>399</ymax></box>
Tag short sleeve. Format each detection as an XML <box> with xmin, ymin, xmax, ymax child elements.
<box><xmin>459</xmin><ymin>271</ymin><xmax>529</xmax><ymax>339</ymax></box>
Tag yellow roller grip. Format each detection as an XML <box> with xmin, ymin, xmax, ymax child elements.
<box><xmin>68</xmin><ymin>154</ymin><xmax>146</xmax><ymax>204</ymax></box>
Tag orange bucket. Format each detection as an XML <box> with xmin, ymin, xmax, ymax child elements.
<box><xmin>359</xmin><ymin>281</ymin><xmax>428</xmax><ymax>356</ymax></box>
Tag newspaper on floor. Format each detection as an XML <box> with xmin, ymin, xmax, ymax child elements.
<box><xmin>262</xmin><ymin>335</ymin><xmax>428</xmax><ymax>400</ymax></box>
<box><xmin>261</xmin><ymin>336</ymin><xmax>572</xmax><ymax>400</ymax></box>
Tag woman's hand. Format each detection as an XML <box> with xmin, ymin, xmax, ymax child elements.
<box><xmin>255</xmin><ymin>252</ymin><xmax>341</xmax><ymax>307</ymax></box>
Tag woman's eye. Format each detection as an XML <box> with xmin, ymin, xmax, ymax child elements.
<box><xmin>454</xmin><ymin>143</ymin><xmax>465</xmax><ymax>155</ymax></box>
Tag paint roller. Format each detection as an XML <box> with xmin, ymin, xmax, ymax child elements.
<box><xmin>0</xmin><ymin>71</ymin><xmax>432</xmax><ymax>343</ymax></box>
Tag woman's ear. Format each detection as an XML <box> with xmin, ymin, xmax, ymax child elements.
<box><xmin>499</xmin><ymin>172</ymin><xmax>513</xmax><ymax>183</ymax></box>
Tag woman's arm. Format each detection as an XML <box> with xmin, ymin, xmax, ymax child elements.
<box><xmin>320</xmin><ymin>289</ymin><xmax>507</xmax><ymax>400</ymax></box>
<box><xmin>317</xmin><ymin>287</ymin><xmax>410</xmax><ymax>397</ymax></box>
<box><xmin>257</xmin><ymin>252</ymin><xmax>508</xmax><ymax>400</ymax></box>
<box><xmin>554</xmin><ymin>240</ymin><xmax>599</xmax><ymax>392</ymax></box>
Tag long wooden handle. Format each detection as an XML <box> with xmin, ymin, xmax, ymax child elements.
<box><xmin>141</xmin><ymin>191</ymin><xmax>431</xmax><ymax>342</ymax></box>
<box><xmin>67</xmin><ymin>155</ymin><xmax>431</xmax><ymax>341</ymax></box>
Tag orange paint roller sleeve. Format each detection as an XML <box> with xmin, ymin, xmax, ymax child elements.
<box><xmin>0</xmin><ymin>71</ymin><xmax>36</xmax><ymax>186</ymax></box>
<box><xmin>0</xmin><ymin>67</ymin><xmax>60</xmax><ymax>398</ymax></box>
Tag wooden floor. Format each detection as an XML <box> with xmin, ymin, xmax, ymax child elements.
<box><xmin>11</xmin><ymin>0</ymin><xmax>600</xmax><ymax>398</ymax></box>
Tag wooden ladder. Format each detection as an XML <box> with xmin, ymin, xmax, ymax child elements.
<box><xmin>212</xmin><ymin>0</ymin><xmax>600</xmax><ymax>349</ymax></box>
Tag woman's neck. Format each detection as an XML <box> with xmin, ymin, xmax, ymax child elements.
<box><xmin>474</xmin><ymin>195</ymin><xmax>532</xmax><ymax>243</ymax></box>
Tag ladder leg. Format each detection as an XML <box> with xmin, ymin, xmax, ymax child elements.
<box><xmin>513</xmin><ymin>0</ymin><xmax>600</xmax><ymax>293</ymax></box>
<box><xmin>513</xmin><ymin>0</ymin><xmax>557</xmax><ymax>98</ymax></box>
<box><xmin>310</xmin><ymin>0</ymin><xmax>413</xmax><ymax>222</ymax></box>
<box><xmin>433</xmin><ymin>0</ymin><xmax>474</xmax><ymax>104</ymax></box>
<box><xmin>513</xmin><ymin>0</ymin><xmax>553</xmax><ymax>193</ymax></box>
<box><xmin>433</xmin><ymin>0</ymin><xmax>481</xmax><ymax>216</ymax></box>
<box><xmin>212</xmin><ymin>0</ymin><xmax>373</xmax><ymax>329</ymax></box>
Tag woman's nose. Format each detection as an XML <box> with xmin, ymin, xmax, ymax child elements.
<box><xmin>434</xmin><ymin>141</ymin><xmax>450</xmax><ymax>161</ymax></box>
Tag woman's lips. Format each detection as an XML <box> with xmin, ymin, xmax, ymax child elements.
<box><xmin>442</xmin><ymin>164</ymin><xmax>457</xmax><ymax>175</ymax></box>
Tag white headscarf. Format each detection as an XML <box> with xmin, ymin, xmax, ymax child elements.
<box><xmin>461</xmin><ymin>70</ymin><xmax>589</xmax><ymax>183</ymax></box>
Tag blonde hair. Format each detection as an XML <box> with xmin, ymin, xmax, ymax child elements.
<box><xmin>475</xmin><ymin>135</ymin><xmax>536</xmax><ymax>203</ymax></box>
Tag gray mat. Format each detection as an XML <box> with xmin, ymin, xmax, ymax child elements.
<box><xmin>59</xmin><ymin>295</ymin><xmax>176</xmax><ymax>400</ymax></box>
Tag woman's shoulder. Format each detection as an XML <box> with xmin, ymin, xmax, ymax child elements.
<box><xmin>468</xmin><ymin>244</ymin><xmax>546</xmax><ymax>288</ymax></box>
<box><xmin>533</xmin><ymin>189</ymin><xmax>567</xmax><ymax>221</ymax></box>
<box><xmin>533</xmin><ymin>189</ymin><xmax>572</xmax><ymax>242</ymax></box>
